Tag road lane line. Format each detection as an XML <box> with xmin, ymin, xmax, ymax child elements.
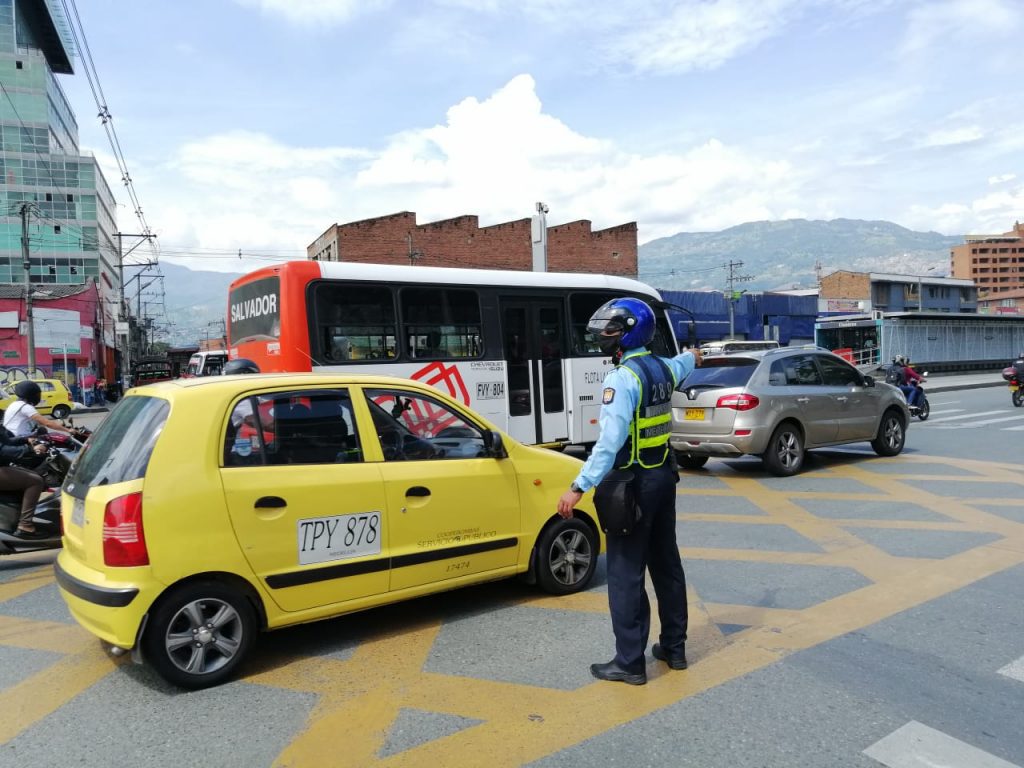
<box><xmin>864</xmin><ymin>721</ymin><xmax>1022</xmax><ymax>768</ymax></box>
<box><xmin>927</xmin><ymin>409</ymin><xmax>964</xmax><ymax>416</ymax></box>
<box><xmin>998</xmin><ymin>655</ymin><xmax>1024</xmax><ymax>682</ymax></box>
<box><xmin>925</xmin><ymin>409</ymin><xmax>1005</xmax><ymax>424</ymax></box>
<box><xmin>966</xmin><ymin>414</ymin><xmax>1024</xmax><ymax>427</ymax></box>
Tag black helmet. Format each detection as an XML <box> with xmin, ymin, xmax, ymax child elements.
<box><xmin>222</xmin><ymin>358</ymin><xmax>260</xmax><ymax>375</ymax></box>
<box><xmin>14</xmin><ymin>380</ymin><xmax>41</xmax><ymax>406</ymax></box>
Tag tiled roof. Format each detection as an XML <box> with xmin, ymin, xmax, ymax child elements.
<box><xmin>0</xmin><ymin>284</ymin><xmax>95</xmax><ymax>300</ymax></box>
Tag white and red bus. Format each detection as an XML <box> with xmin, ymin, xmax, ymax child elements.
<box><xmin>226</xmin><ymin>261</ymin><xmax>679</xmax><ymax>447</ymax></box>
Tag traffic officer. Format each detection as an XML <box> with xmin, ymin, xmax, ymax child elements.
<box><xmin>557</xmin><ymin>297</ymin><xmax>700</xmax><ymax>685</ymax></box>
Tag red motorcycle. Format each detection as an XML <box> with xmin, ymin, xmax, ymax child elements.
<box><xmin>1003</xmin><ymin>367</ymin><xmax>1023</xmax><ymax>407</ymax></box>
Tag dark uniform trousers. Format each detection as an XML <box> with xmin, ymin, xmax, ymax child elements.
<box><xmin>605</xmin><ymin>461</ymin><xmax>688</xmax><ymax>674</ymax></box>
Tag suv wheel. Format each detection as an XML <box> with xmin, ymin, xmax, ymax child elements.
<box><xmin>871</xmin><ymin>408</ymin><xmax>906</xmax><ymax>456</ymax></box>
<box><xmin>676</xmin><ymin>453</ymin><xmax>708</xmax><ymax>470</ymax></box>
<box><xmin>762</xmin><ymin>422</ymin><xmax>804</xmax><ymax>476</ymax></box>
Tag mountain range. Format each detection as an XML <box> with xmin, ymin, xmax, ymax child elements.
<box><xmin>156</xmin><ymin>218</ymin><xmax>964</xmax><ymax>345</ymax></box>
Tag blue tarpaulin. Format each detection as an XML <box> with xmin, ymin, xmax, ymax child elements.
<box><xmin>659</xmin><ymin>290</ymin><xmax>817</xmax><ymax>345</ymax></box>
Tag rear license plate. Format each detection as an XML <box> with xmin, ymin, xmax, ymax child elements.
<box><xmin>298</xmin><ymin>511</ymin><xmax>382</xmax><ymax>566</ymax></box>
<box><xmin>71</xmin><ymin>498</ymin><xmax>85</xmax><ymax>527</ymax></box>
<box><xmin>1011</xmin><ymin>384</ymin><xmax>1020</xmax><ymax>391</ymax></box>
<box><xmin>684</xmin><ymin>408</ymin><xmax>705</xmax><ymax>421</ymax></box>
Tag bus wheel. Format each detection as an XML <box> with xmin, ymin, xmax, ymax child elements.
<box><xmin>676</xmin><ymin>453</ymin><xmax>708</xmax><ymax>470</ymax></box>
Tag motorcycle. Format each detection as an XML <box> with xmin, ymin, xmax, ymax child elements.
<box><xmin>907</xmin><ymin>374</ymin><xmax>930</xmax><ymax>421</ymax></box>
<box><xmin>1003</xmin><ymin>367</ymin><xmax>1023</xmax><ymax>407</ymax></box>
<box><xmin>0</xmin><ymin>424</ymin><xmax>90</xmax><ymax>555</ymax></box>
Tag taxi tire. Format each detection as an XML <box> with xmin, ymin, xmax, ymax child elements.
<box><xmin>51</xmin><ymin>404</ymin><xmax>71</xmax><ymax>420</ymax></box>
<box><xmin>535</xmin><ymin>518</ymin><xmax>599</xmax><ymax>596</ymax></box>
<box><xmin>143</xmin><ymin>581</ymin><xmax>257</xmax><ymax>690</ymax></box>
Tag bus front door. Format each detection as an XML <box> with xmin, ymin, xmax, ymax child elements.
<box><xmin>501</xmin><ymin>299</ymin><xmax>568</xmax><ymax>445</ymax></box>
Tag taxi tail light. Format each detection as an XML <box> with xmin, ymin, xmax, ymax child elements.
<box><xmin>103</xmin><ymin>492</ymin><xmax>149</xmax><ymax>567</ymax></box>
<box><xmin>716</xmin><ymin>393</ymin><xmax>760</xmax><ymax>411</ymax></box>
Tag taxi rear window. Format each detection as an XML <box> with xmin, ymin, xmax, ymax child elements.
<box><xmin>64</xmin><ymin>395</ymin><xmax>169</xmax><ymax>497</ymax></box>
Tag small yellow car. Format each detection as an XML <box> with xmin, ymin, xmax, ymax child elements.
<box><xmin>0</xmin><ymin>378</ymin><xmax>74</xmax><ymax>420</ymax></box>
<box><xmin>55</xmin><ymin>373</ymin><xmax>602</xmax><ymax>689</ymax></box>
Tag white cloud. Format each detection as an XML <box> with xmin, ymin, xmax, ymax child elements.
<box><xmin>988</xmin><ymin>173</ymin><xmax>1017</xmax><ymax>185</ymax></box>
<box><xmin>609</xmin><ymin>0</ymin><xmax>801</xmax><ymax>74</ymax></box>
<box><xmin>147</xmin><ymin>75</ymin><xmax>809</xmax><ymax>271</ymax></box>
<box><xmin>918</xmin><ymin>125</ymin><xmax>985</xmax><ymax>148</ymax></box>
<box><xmin>901</xmin><ymin>0</ymin><xmax>1023</xmax><ymax>54</ymax></box>
<box><xmin>232</xmin><ymin>0</ymin><xmax>389</xmax><ymax>25</ymax></box>
<box><xmin>904</xmin><ymin>183</ymin><xmax>1024</xmax><ymax>234</ymax></box>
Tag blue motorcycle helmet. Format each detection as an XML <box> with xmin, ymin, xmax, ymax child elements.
<box><xmin>587</xmin><ymin>297</ymin><xmax>655</xmax><ymax>355</ymax></box>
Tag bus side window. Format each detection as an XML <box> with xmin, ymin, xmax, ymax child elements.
<box><xmin>313</xmin><ymin>283</ymin><xmax>397</xmax><ymax>362</ymax></box>
<box><xmin>401</xmin><ymin>288</ymin><xmax>483</xmax><ymax>359</ymax></box>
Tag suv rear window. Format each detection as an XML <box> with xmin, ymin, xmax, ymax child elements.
<box><xmin>64</xmin><ymin>395</ymin><xmax>170</xmax><ymax>497</ymax></box>
<box><xmin>678</xmin><ymin>356</ymin><xmax>758</xmax><ymax>389</ymax></box>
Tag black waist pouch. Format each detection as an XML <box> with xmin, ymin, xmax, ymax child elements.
<box><xmin>593</xmin><ymin>469</ymin><xmax>640</xmax><ymax>536</ymax></box>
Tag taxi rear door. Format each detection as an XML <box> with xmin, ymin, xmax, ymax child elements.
<box><xmin>219</xmin><ymin>387</ymin><xmax>391</xmax><ymax>613</ymax></box>
<box><xmin>357</xmin><ymin>385</ymin><xmax>522</xmax><ymax>593</ymax></box>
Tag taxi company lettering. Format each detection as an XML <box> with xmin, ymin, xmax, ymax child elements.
<box><xmin>231</xmin><ymin>293</ymin><xmax>277</xmax><ymax>323</ymax></box>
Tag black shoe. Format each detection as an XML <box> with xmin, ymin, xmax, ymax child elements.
<box><xmin>590</xmin><ymin>660</ymin><xmax>646</xmax><ymax>685</ymax></box>
<box><xmin>652</xmin><ymin>643</ymin><xmax>688</xmax><ymax>670</ymax></box>
<box><xmin>12</xmin><ymin>528</ymin><xmax>49</xmax><ymax>540</ymax></box>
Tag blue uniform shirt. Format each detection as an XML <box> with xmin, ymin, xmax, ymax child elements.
<box><xmin>573</xmin><ymin>347</ymin><xmax>698</xmax><ymax>492</ymax></box>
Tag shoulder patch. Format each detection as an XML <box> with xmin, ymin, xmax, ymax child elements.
<box><xmin>602</xmin><ymin>387</ymin><xmax>616</xmax><ymax>404</ymax></box>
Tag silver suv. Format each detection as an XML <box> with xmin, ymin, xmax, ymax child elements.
<box><xmin>670</xmin><ymin>346</ymin><xmax>909</xmax><ymax>476</ymax></box>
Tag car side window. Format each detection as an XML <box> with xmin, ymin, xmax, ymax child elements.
<box><xmin>224</xmin><ymin>390</ymin><xmax>362</xmax><ymax>467</ymax></box>
<box><xmin>40</xmin><ymin>382</ymin><xmax>54</xmax><ymax>392</ymax></box>
<box><xmin>775</xmin><ymin>354</ymin><xmax>823</xmax><ymax>386</ymax></box>
<box><xmin>364</xmin><ymin>388</ymin><xmax>486</xmax><ymax>461</ymax></box>
<box><xmin>816</xmin><ymin>355</ymin><xmax>862</xmax><ymax>386</ymax></box>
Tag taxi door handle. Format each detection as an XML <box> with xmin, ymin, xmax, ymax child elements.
<box><xmin>255</xmin><ymin>496</ymin><xmax>287</xmax><ymax>509</ymax></box>
<box><xmin>406</xmin><ymin>486</ymin><xmax>431</xmax><ymax>497</ymax></box>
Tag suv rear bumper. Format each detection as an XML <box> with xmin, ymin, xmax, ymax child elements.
<box><xmin>670</xmin><ymin>428</ymin><xmax>770</xmax><ymax>457</ymax></box>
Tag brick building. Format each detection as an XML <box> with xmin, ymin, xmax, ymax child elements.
<box><xmin>820</xmin><ymin>270</ymin><xmax>976</xmax><ymax>313</ymax></box>
<box><xmin>307</xmin><ymin>211</ymin><xmax>638</xmax><ymax>277</ymax></box>
<box><xmin>950</xmin><ymin>221</ymin><xmax>1024</xmax><ymax>296</ymax></box>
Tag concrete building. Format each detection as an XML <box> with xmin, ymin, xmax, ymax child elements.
<box><xmin>977</xmin><ymin>287</ymin><xmax>1024</xmax><ymax>316</ymax></box>
<box><xmin>819</xmin><ymin>270</ymin><xmax>977</xmax><ymax>313</ymax></box>
<box><xmin>307</xmin><ymin>211</ymin><xmax>638</xmax><ymax>277</ymax></box>
<box><xmin>950</xmin><ymin>221</ymin><xmax>1024</xmax><ymax>296</ymax></box>
<box><xmin>0</xmin><ymin>0</ymin><xmax>119</xmax><ymax>380</ymax></box>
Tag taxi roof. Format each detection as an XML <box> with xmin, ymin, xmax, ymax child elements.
<box><xmin>132</xmin><ymin>372</ymin><xmax>431</xmax><ymax>394</ymax></box>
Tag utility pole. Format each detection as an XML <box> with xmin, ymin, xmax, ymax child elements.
<box><xmin>116</xmin><ymin>232</ymin><xmax>156</xmax><ymax>389</ymax></box>
<box><xmin>725</xmin><ymin>260</ymin><xmax>755</xmax><ymax>339</ymax></box>
<box><xmin>20</xmin><ymin>203</ymin><xmax>36</xmax><ymax>373</ymax></box>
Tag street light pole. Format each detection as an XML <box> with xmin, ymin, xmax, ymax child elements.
<box><xmin>20</xmin><ymin>203</ymin><xmax>36</xmax><ymax>373</ymax></box>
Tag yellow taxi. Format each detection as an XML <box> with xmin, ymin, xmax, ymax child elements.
<box><xmin>0</xmin><ymin>378</ymin><xmax>74</xmax><ymax>420</ymax></box>
<box><xmin>55</xmin><ymin>373</ymin><xmax>602</xmax><ymax>689</ymax></box>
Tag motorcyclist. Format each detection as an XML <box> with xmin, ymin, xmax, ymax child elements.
<box><xmin>0</xmin><ymin>427</ymin><xmax>49</xmax><ymax>537</ymax></box>
<box><xmin>898</xmin><ymin>355</ymin><xmax>925</xmax><ymax>408</ymax></box>
<box><xmin>3</xmin><ymin>381</ymin><xmax>81</xmax><ymax>439</ymax></box>
<box><xmin>222</xmin><ymin>358</ymin><xmax>260</xmax><ymax>375</ymax></box>
<box><xmin>1012</xmin><ymin>352</ymin><xmax>1024</xmax><ymax>379</ymax></box>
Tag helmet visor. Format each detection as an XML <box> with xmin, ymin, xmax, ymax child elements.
<box><xmin>586</xmin><ymin>303</ymin><xmax>627</xmax><ymax>337</ymax></box>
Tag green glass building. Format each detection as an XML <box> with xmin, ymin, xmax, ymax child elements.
<box><xmin>0</xmin><ymin>0</ymin><xmax>117</xmax><ymax>290</ymax></box>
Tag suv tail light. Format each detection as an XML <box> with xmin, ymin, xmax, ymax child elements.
<box><xmin>716</xmin><ymin>393</ymin><xmax>760</xmax><ymax>411</ymax></box>
<box><xmin>103</xmin><ymin>492</ymin><xmax>149</xmax><ymax>567</ymax></box>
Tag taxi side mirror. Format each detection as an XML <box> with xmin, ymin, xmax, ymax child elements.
<box><xmin>482</xmin><ymin>429</ymin><xmax>508</xmax><ymax>459</ymax></box>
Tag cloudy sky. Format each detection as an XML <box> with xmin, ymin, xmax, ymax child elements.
<box><xmin>61</xmin><ymin>0</ymin><xmax>1024</xmax><ymax>273</ymax></box>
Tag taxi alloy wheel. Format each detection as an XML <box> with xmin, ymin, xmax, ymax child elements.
<box><xmin>51</xmin><ymin>404</ymin><xmax>71</xmax><ymax>420</ymax></box>
<box><xmin>143</xmin><ymin>582</ymin><xmax>256</xmax><ymax>690</ymax></box>
<box><xmin>536</xmin><ymin>519</ymin><xmax>598</xmax><ymax>595</ymax></box>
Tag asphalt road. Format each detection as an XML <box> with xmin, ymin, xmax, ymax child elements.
<box><xmin>0</xmin><ymin>387</ymin><xmax>1021</xmax><ymax>767</ymax></box>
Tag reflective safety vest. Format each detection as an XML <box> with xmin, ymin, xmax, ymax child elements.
<box><xmin>614</xmin><ymin>351</ymin><xmax>675</xmax><ymax>469</ymax></box>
